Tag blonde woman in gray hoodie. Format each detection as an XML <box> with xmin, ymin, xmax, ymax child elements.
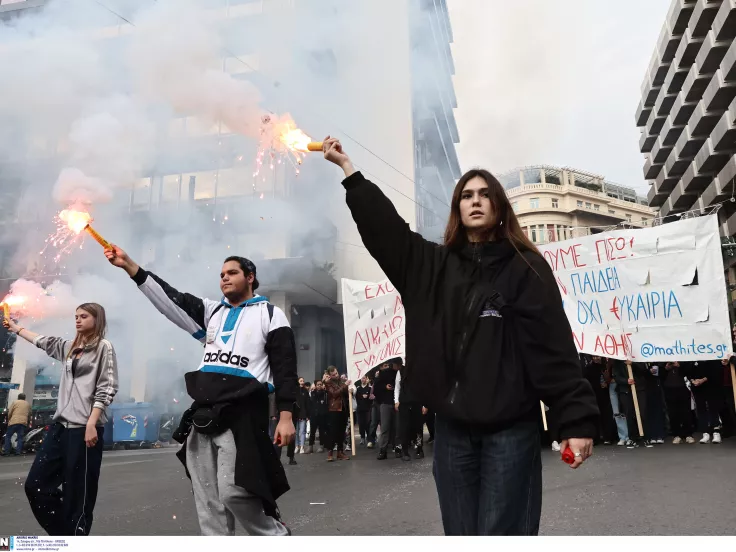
<box><xmin>4</xmin><ymin>303</ymin><xmax>118</xmax><ymax>536</ymax></box>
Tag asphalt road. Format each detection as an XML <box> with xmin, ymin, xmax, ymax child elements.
<box><xmin>1</xmin><ymin>439</ymin><xmax>735</xmax><ymax>535</ymax></box>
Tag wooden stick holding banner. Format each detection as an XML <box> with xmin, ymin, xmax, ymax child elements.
<box><xmin>626</xmin><ymin>361</ymin><xmax>644</xmax><ymax>438</ymax></box>
<box><xmin>730</xmin><ymin>363</ymin><xmax>736</xmax><ymax>414</ymax></box>
<box><xmin>540</xmin><ymin>401</ymin><xmax>548</xmax><ymax>432</ymax></box>
<box><xmin>348</xmin><ymin>387</ymin><xmax>356</xmax><ymax>456</ymax></box>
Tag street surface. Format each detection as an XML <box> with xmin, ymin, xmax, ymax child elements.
<box><xmin>1</xmin><ymin>440</ymin><xmax>735</xmax><ymax>535</ymax></box>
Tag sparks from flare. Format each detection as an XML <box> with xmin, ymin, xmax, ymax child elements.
<box><xmin>1</xmin><ymin>295</ymin><xmax>26</xmax><ymax>321</ymax></box>
<box><xmin>43</xmin><ymin>207</ymin><xmax>111</xmax><ymax>263</ymax></box>
<box><xmin>254</xmin><ymin>114</ymin><xmax>310</xmax><ymax>190</ymax></box>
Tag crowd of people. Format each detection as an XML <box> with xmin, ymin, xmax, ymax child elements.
<box><xmin>272</xmin><ymin>358</ymin><xmax>435</xmax><ymax>464</ymax></box>
<box><xmin>544</xmin><ymin>349</ymin><xmax>736</xmax><ymax>451</ymax></box>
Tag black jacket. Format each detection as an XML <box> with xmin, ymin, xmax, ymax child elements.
<box><xmin>295</xmin><ymin>386</ymin><xmax>310</xmax><ymax>419</ymax></box>
<box><xmin>343</xmin><ymin>172</ymin><xmax>598</xmax><ymax>439</ymax></box>
<box><xmin>612</xmin><ymin>360</ymin><xmax>648</xmax><ymax>392</ymax></box>
<box><xmin>355</xmin><ymin>384</ymin><xmax>372</xmax><ymax>411</ymax></box>
<box><xmin>373</xmin><ymin>368</ymin><xmax>398</xmax><ymax>406</ymax></box>
<box><xmin>686</xmin><ymin>360</ymin><xmax>722</xmax><ymax>392</ymax></box>
<box><xmin>310</xmin><ymin>389</ymin><xmax>328</xmax><ymax>417</ymax></box>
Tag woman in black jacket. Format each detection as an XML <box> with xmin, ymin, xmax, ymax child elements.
<box><xmin>321</xmin><ymin>138</ymin><xmax>598</xmax><ymax>535</ymax></box>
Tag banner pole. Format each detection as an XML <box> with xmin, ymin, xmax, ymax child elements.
<box><xmin>348</xmin><ymin>388</ymin><xmax>357</xmax><ymax>457</ymax></box>
<box><xmin>540</xmin><ymin>401</ymin><xmax>548</xmax><ymax>432</ymax></box>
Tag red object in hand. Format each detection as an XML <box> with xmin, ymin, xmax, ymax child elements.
<box><xmin>275</xmin><ymin>436</ymin><xmax>282</xmax><ymax>446</ymax></box>
<box><xmin>561</xmin><ymin>448</ymin><xmax>575</xmax><ymax>465</ymax></box>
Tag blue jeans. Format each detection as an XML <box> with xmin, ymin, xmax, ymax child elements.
<box><xmin>433</xmin><ymin>415</ymin><xmax>542</xmax><ymax>535</ymax></box>
<box><xmin>296</xmin><ymin>419</ymin><xmax>307</xmax><ymax>447</ymax></box>
<box><xmin>3</xmin><ymin>424</ymin><xmax>25</xmax><ymax>455</ymax></box>
<box><xmin>609</xmin><ymin>383</ymin><xmax>628</xmax><ymax>442</ymax></box>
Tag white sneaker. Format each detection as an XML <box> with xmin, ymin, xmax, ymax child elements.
<box><xmin>299</xmin><ymin>446</ymin><xmax>307</xmax><ymax>454</ymax></box>
<box><xmin>712</xmin><ymin>432</ymin><xmax>722</xmax><ymax>444</ymax></box>
<box><xmin>617</xmin><ymin>439</ymin><xmax>626</xmax><ymax>446</ymax></box>
<box><xmin>685</xmin><ymin>436</ymin><xmax>696</xmax><ymax>444</ymax></box>
<box><xmin>551</xmin><ymin>441</ymin><xmax>561</xmax><ymax>452</ymax></box>
<box><xmin>700</xmin><ymin>433</ymin><xmax>710</xmax><ymax>444</ymax></box>
<box><xmin>654</xmin><ymin>439</ymin><xmax>664</xmax><ymax>444</ymax></box>
<box><xmin>672</xmin><ymin>437</ymin><xmax>682</xmax><ymax>444</ymax></box>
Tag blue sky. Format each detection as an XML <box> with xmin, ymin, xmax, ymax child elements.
<box><xmin>447</xmin><ymin>0</ymin><xmax>671</xmax><ymax>194</ymax></box>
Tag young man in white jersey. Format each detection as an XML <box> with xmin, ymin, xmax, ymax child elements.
<box><xmin>106</xmin><ymin>246</ymin><xmax>297</xmax><ymax>536</ymax></box>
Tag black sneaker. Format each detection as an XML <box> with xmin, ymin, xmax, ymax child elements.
<box><xmin>288</xmin><ymin>458</ymin><xmax>297</xmax><ymax>465</ymax></box>
<box><xmin>377</xmin><ymin>448</ymin><xmax>388</xmax><ymax>460</ymax></box>
<box><xmin>644</xmin><ymin>440</ymin><xmax>654</xmax><ymax>448</ymax></box>
<box><xmin>416</xmin><ymin>446</ymin><xmax>425</xmax><ymax>459</ymax></box>
<box><xmin>395</xmin><ymin>446</ymin><xmax>402</xmax><ymax>459</ymax></box>
<box><xmin>625</xmin><ymin>439</ymin><xmax>638</xmax><ymax>449</ymax></box>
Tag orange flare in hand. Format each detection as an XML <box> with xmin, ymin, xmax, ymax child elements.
<box><xmin>59</xmin><ymin>208</ymin><xmax>111</xmax><ymax>249</ymax></box>
<box><xmin>307</xmin><ymin>142</ymin><xmax>323</xmax><ymax>152</ymax></box>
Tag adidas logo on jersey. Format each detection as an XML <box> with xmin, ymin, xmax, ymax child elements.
<box><xmin>203</xmin><ymin>349</ymin><xmax>250</xmax><ymax>368</ymax></box>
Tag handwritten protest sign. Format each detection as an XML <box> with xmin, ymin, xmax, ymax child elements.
<box><xmin>537</xmin><ymin>215</ymin><xmax>732</xmax><ymax>361</ymax></box>
<box><xmin>341</xmin><ymin>278</ymin><xmax>405</xmax><ymax>383</ymax></box>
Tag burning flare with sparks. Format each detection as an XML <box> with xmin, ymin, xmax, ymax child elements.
<box><xmin>42</xmin><ymin>206</ymin><xmax>112</xmax><ymax>264</ymax></box>
<box><xmin>254</xmin><ymin>114</ymin><xmax>314</xmax><ymax>182</ymax></box>
<box><xmin>1</xmin><ymin>295</ymin><xmax>26</xmax><ymax>321</ymax></box>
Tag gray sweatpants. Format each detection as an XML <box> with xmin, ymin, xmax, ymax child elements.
<box><xmin>378</xmin><ymin>404</ymin><xmax>398</xmax><ymax>450</ymax></box>
<box><xmin>186</xmin><ymin>428</ymin><xmax>289</xmax><ymax>536</ymax></box>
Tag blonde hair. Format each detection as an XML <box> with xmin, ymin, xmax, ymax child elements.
<box><xmin>67</xmin><ymin>303</ymin><xmax>107</xmax><ymax>358</ymax></box>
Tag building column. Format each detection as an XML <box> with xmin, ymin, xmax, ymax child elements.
<box><xmin>268</xmin><ymin>291</ymin><xmax>292</xmax><ymax>324</ymax></box>
<box><xmin>9</xmin><ymin>355</ymin><xmax>36</xmax><ymax>406</ymax></box>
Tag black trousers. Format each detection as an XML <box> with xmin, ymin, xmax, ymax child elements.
<box><xmin>25</xmin><ymin>423</ymin><xmax>104</xmax><ymax>536</ymax></box>
<box><xmin>595</xmin><ymin>387</ymin><xmax>618</xmax><ymax>443</ymax></box>
<box><xmin>399</xmin><ymin>402</ymin><xmax>423</xmax><ymax>451</ymax></box>
<box><xmin>664</xmin><ymin>387</ymin><xmax>693</xmax><ymax>438</ymax></box>
<box><xmin>721</xmin><ymin>386</ymin><xmax>736</xmax><ymax>437</ymax></box>
<box><xmin>368</xmin><ymin>403</ymin><xmax>380</xmax><ymax>443</ymax></box>
<box><xmin>693</xmin><ymin>388</ymin><xmax>723</xmax><ymax>434</ymax></box>
<box><xmin>425</xmin><ymin>408</ymin><xmax>435</xmax><ymax>440</ymax></box>
<box><xmin>620</xmin><ymin>389</ymin><xmax>648</xmax><ymax>441</ymax></box>
<box><xmin>357</xmin><ymin>410</ymin><xmax>371</xmax><ymax>440</ymax></box>
<box><xmin>325</xmin><ymin>411</ymin><xmax>345</xmax><ymax>452</ymax></box>
<box><xmin>309</xmin><ymin>414</ymin><xmax>327</xmax><ymax>447</ymax></box>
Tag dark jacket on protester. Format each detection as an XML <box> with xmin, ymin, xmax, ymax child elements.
<box><xmin>612</xmin><ymin>360</ymin><xmax>648</xmax><ymax>392</ymax></box>
<box><xmin>355</xmin><ymin>383</ymin><xmax>373</xmax><ymax>411</ymax></box>
<box><xmin>310</xmin><ymin>388</ymin><xmax>328</xmax><ymax>417</ymax></box>
<box><xmin>663</xmin><ymin>362</ymin><xmax>689</xmax><ymax>390</ymax></box>
<box><xmin>342</xmin><ymin>171</ymin><xmax>598</xmax><ymax>439</ymax></box>
<box><xmin>686</xmin><ymin>360</ymin><xmax>721</xmax><ymax>392</ymax></box>
<box><xmin>295</xmin><ymin>386</ymin><xmax>310</xmax><ymax>419</ymax></box>
<box><xmin>373</xmin><ymin>368</ymin><xmax>398</xmax><ymax>406</ymax></box>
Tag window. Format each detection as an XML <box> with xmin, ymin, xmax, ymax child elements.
<box><xmin>530</xmin><ymin>226</ymin><xmax>537</xmax><ymax>243</ymax></box>
<box><xmin>626</xmin><ymin>214</ymin><xmax>632</xmax><ymax>222</ymax></box>
<box><xmin>512</xmin><ymin>201</ymin><xmax>519</xmax><ymax>212</ymax></box>
<box><xmin>608</xmin><ymin>209</ymin><xmax>616</xmax><ymax>214</ymax></box>
<box><xmin>530</xmin><ymin>198</ymin><xmax>540</xmax><ymax>209</ymax></box>
<box><xmin>585</xmin><ymin>202</ymin><xmax>591</xmax><ymax>209</ymax></box>
<box><xmin>577</xmin><ymin>200</ymin><xmax>583</xmax><ymax>208</ymax></box>
<box><xmin>594</xmin><ymin>204</ymin><xmax>600</xmax><ymax>211</ymax></box>
<box><xmin>642</xmin><ymin>218</ymin><xmax>648</xmax><ymax>226</ymax></box>
<box><xmin>551</xmin><ymin>198</ymin><xmax>559</xmax><ymax>209</ymax></box>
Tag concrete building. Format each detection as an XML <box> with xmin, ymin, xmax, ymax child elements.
<box><xmin>0</xmin><ymin>0</ymin><xmax>459</xmax><ymax>406</ymax></box>
<box><xmin>498</xmin><ymin>165</ymin><xmax>657</xmax><ymax>244</ymax></box>
<box><xmin>636</xmin><ymin>0</ymin><xmax>736</xmax><ymax>236</ymax></box>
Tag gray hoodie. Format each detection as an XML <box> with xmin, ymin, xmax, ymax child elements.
<box><xmin>34</xmin><ymin>335</ymin><xmax>119</xmax><ymax>426</ymax></box>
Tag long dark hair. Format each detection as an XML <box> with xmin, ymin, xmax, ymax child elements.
<box><xmin>444</xmin><ymin>168</ymin><xmax>540</xmax><ymax>256</ymax></box>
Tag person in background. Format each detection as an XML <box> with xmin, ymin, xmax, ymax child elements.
<box><xmin>394</xmin><ymin>363</ymin><xmax>424</xmax><ymax>461</ymax></box>
<box><xmin>584</xmin><ymin>356</ymin><xmax>617</xmax><ymax>445</ymax></box>
<box><xmin>373</xmin><ymin>358</ymin><xmax>401</xmax><ymax>460</ymax></box>
<box><xmin>688</xmin><ymin>360</ymin><xmax>723</xmax><ymax>444</ymax></box>
<box><xmin>2</xmin><ymin>393</ymin><xmax>31</xmax><ymax>457</ymax></box>
<box><xmin>5</xmin><ymin>304</ymin><xmax>118</xmax><ymax>536</ymax></box>
<box><xmin>308</xmin><ymin>380</ymin><xmax>328</xmax><ymax>453</ymax></box>
<box><xmin>663</xmin><ymin>361</ymin><xmax>694</xmax><ymax>444</ymax></box>
<box><xmin>722</xmin><ymin>355</ymin><xmax>736</xmax><ymax>438</ymax></box>
<box><xmin>645</xmin><ymin>363</ymin><xmax>666</xmax><ymax>444</ymax></box>
<box><xmin>613</xmin><ymin>360</ymin><xmax>650</xmax><ymax>448</ymax></box>
<box><xmin>604</xmin><ymin>358</ymin><xmax>628</xmax><ymax>446</ymax></box>
<box><xmin>323</xmin><ymin>367</ymin><xmax>350</xmax><ymax>462</ymax></box>
<box><xmin>295</xmin><ymin>378</ymin><xmax>310</xmax><ymax>454</ymax></box>
<box><xmin>340</xmin><ymin>374</ymin><xmax>353</xmax><ymax>452</ymax></box>
<box><xmin>424</xmin><ymin>407</ymin><xmax>436</xmax><ymax>444</ymax></box>
<box><xmin>355</xmin><ymin>376</ymin><xmax>372</xmax><ymax>445</ymax></box>
<box><xmin>367</xmin><ymin>368</ymin><xmax>381</xmax><ymax>449</ymax></box>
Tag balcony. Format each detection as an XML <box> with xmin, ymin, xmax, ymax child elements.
<box><xmin>661</xmin><ymin>116</ymin><xmax>686</xmax><ymax>146</ymax></box>
<box><xmin>663</xmin><ymin>53</ymin><xmax>691</xmax><ymax>94</ymax></box>
<box><xmin>635</xmin><ymin>98</ymin><xmax>653</xmax><ymax>127</ymax></box>
<box><xmin>671</xmin><ymin>89</ymin><xmax>699</xmax><ymax>124</ymax></box>
<box><xmin>640</xmin><ymin>131</ymin><xmax>657</xmax><ymax>153</ymax></box>
<box><xmin>703</xmin><ymin>68</ymin><xmax>736</xmax><ymax>111</ymax></box>
<box><xmin>714</xmin><ymin>0</ymin><xmax>736</xmax><ymax>42</ymax></box>
<box><xmin>645</xmin><ymin>109</ymin><xmax>667</xmax><ymax>137</ymax></box>
<box><xmin>257</xmin><ymin>257</ymin><xmax>337</xmax><ymax>306</ymax></box>
<box><xmin>688</xmin><ymin>99</ymin><xmax>721</xmax><ymax>135</ymax></box>
<box><xmin>682</xmin><ymin>63</ymin><xmax>714</xmax><ymax>102</ymax></box>
<box><xmin>694</xmin><ymin>136</ymin><xmax>732</xmax><ymax>174</ymax></box>
<box><xmin>700</xmin><ymin>173</ymin><xmax>732</xmax><ymax>206</ymax></box>
<box><xmin>681</xmin><ymin>159</ymin><xmax>713</xmax><ymax>193</ymax></box>
<box><xmin>675</xmin><ymin>28</ymin><xmax>705</xmax><ymax>69</ymax></box>
<box><xmin>670</xmin><ymin>180</ymin><xmax>699</xmax><ymax>209</ymax></box>
<box><xmin>652</xmin><ymin>135</ymin><xmax>674</xmax><ymax>164</ymax></box>
<box><xmin>696</xmin><ymin>29</ymin><xmax>731</xmax><ymax>74</ymax></box>
<box><xmin>654</xmin><ymin>89</ymin><xmax>678</xmax><ymax>118</ymax></box>
<box><xmin>665</xmin><ymin>149</ymin><xmax>694</xmax><ymax>178</ymax></box>
<box><xmin>647</xmin><ymin>182</ymin><xmax>670</xmax><ymax>208</ymax></box>
<box><xmin>711</xmin><ymin>95</ymin><xmax>736</xmax><ymax>150</ymax></box>
<box><xmin>716</xmin><ymin>152</ymin><xmax>736</xmax><ymax>188</ymax></box>
<box><xmin>643</xmin><ymin>155</ymin><xmax>663</xmax><ymax>180</ymax></box>
<box><xmin>656</xmin><ymin>165</ymin><xmax>679</xmax><ymax>194</ymax></box>
<box><xmin>670</xmin><ymin>1</ymin><xmax>698</xmax><ymax>35</ymax></box>
<box><xmin>660</xmin><ymin>197</ymin><xmax>674</xmax><ymax>218</ymax></box>
<box><xmin>691</xmin><ymin>0</ymin><xmax>723</xmax><ymax>38</ymax></box>
<box><xmin>675</xmin><ymin>124</ymin><xmax>707</xmax><ymax>158</ymax></box>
